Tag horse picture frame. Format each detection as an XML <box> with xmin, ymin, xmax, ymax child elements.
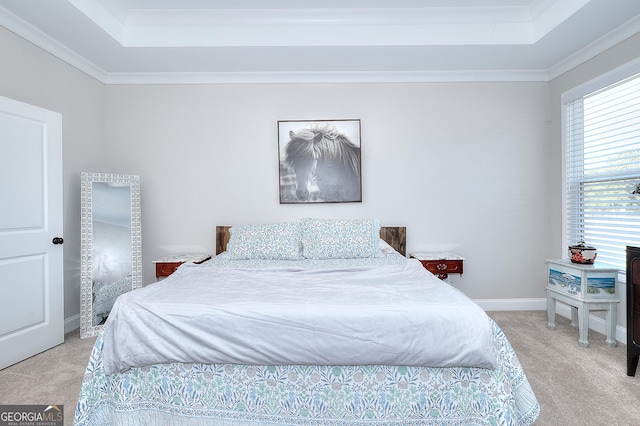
<box><xmin>278</xmin><ymin>119</ymin><xmax>362</xmax><ymax>204</ymax></box>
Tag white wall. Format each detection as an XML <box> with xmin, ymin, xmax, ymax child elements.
<box><xmin>0</xmin><ymin>27</ymin><xmax>107</xmax><ymax>323</ymax></box>
<box><xmin>2</xmin><ymin>25</ymin><xmax>557</xmax><ymax>328</ymax></box>
<box><xmin>104</xmin><ymin>82</ymin><xmax>553</xmax><ymax>301</ymax></box>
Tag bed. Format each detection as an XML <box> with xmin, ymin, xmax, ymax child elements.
<box><xmin>74</xmin><ymin>219</ymin><xmax>539</xmax><ymax>425</ymax></box>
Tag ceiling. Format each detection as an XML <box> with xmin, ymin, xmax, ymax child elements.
<box><xmin>1</xmin><ymin>0</ymin><xmax>640</xmax><ymax>84</ymax></box>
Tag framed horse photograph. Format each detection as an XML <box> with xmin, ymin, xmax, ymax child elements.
<box><xmin>278</xmin><ymin>119</ymin><xmax>362</xmax><ymax>204</ymax></box>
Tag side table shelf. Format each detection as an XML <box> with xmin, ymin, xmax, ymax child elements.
<box><xmin>546</xmin><ymin>258</ymin><xmax>619</xmax><ymax>348</ymax></box>
<box><xmin>153</xmin><ymin>253</ymin><xmax>211</xmax><ymax>279</ymax></box>
<box><xmin>409</xmin><ymin>252</ymin><xmax>465</xmax><ymax>280</ymax></box>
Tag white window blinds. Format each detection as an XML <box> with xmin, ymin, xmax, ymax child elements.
<box><xmin>564</xmin><ymin>72</ymin><xmax>640</xmax><ymax>270</ymax></box>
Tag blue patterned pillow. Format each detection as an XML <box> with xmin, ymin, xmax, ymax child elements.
<box><xmin>301</xmin><ymin>218</ymin><xmax>383</xmax><ymax>259</ymax></box>
<box><xmin>226</xmin><ymin>222</ymin><xmax>303</xmax><ymax>260</ymax></box>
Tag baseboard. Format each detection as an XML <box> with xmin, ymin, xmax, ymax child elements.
<box><xmin>476</xmin><ymin>297</ymin><xmax>626</xmax><ymax>344</ymax></box>
<box><xmin>474</xmin><ymin>298</ymin><xmax>547</xmax><ymax>312</ymax></box>
<box><xmin>64</xmin><ymin>314</ymin><xmax>80</xmax><ymax>334</ymax></box>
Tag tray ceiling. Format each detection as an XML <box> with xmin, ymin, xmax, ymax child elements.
<box><xmin>1</xmin><ymin>0</ymin><xmax>639</xmax><ymax>83</ymax></box>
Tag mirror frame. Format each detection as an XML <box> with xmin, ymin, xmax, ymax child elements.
<box><xmin>80</xmin><ymin>172</ymin><xmax>142</xmax><ymax>338</ymax></box>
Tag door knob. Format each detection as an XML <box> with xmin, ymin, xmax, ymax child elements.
<box><xmin>52</xmin><ymin>237</ymin><xmax>64</xmax><ymax>245</ymax></box>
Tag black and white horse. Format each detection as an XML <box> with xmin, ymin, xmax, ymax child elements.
<box><xmin>283</xmin><ymin>125</ymin><xmax>361</xmax><ymax>202</ymax></box>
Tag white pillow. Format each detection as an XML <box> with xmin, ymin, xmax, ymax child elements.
<box><xmin>226</xmin><ymin>222</ymin><xmax>303</xmax><ymax>260</ymax></box>
<box><xmin>301</xmin><ymin>218</ymin><xmax>383</xmax><ymax>259</ymax></box>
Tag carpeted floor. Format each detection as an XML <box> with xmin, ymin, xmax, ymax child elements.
<box><xmin>0</xmin><ymin>328</ymin><xmax>95</xmax><ymax>425</ymax></box>
<box><xmin>489</xmin><ymin>310</ymin><xmax>640</xmax><ymax>425</ymax></box>
<box><xmin>1</xmin><ymin>310</ymin><xmax>639</xmax><ymax>425</ymax></box>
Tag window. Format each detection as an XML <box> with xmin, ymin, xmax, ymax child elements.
<box><xmin>563</xmin><ymin>65</ymin><xmax>640</xmax><ymax>271</ymax></box>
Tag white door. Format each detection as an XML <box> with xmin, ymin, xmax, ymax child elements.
<box><xmin>0</xmin><ymin>96</ymin><xmax>63</xmax><ymax>370</ymax></box>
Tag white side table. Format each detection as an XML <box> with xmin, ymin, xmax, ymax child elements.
<box><xmin>546</xmin><ymin>259</ymin><xmax>619</xmax><ymax>348</ymax></box>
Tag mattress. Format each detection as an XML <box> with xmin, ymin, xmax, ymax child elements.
<box><xmin>102</xmin><ymin>256</ymin><xmax>496</xmax><ymax>374</ymax></box>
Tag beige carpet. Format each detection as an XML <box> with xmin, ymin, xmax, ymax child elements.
<box><xmin>1</xmin><ymin>311</ymin><xmax>639</xmax><ymax>425</ymax></box>
<box><xmin>0</xmin><ymin>329</ymin><xmax>96</xmax><ymax>425</ymax></box>
<box><xmin>489</xmin><ymin>310</ymin><xmax>640</xmax><ymax>425</ymax></box>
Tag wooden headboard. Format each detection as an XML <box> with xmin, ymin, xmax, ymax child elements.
<box><xmin>216</xmin><ymin>225</ymin><xmax>406</xmax><ymax>257</ymax></box>
<box><xmin>379</xmin><ymin>227</ymin><xmax>407</xmax><ymax>257</ymax></box>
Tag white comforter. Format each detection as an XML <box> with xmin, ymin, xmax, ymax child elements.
<box><xmin>102</xmin><ymin>259</ymin><xmax>497</xmax><ymax>375</ymax></box>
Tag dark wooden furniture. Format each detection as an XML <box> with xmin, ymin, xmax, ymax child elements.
<box><xmin>216</xmin><ymin>226</ymin><xmax>232</xmax><ymax>255</ymax></box>
<box><xmin>153</xmin><ymin>254</ymin><xmax>211</xmax><ymax>279</ymax></box>
<box><xmin>215</xmin><ymin>225</ymin><xmax>407</xmax><ymax>257</ymax></box>
<box><xmin>421</xmin><ymin>259</ymin><xmax>463</xmax><ymax>280</ymax></box>
<box><xmin>627</xmin><ymin>246</ymin><xmax>640</xmax><ymax>376</ymax></box>
<box><xmin>155</xmin><ymin>261</ymin><xmax>182</xmax><ymax>278</ymax></box>
<box><xmin>409</xmin><ymin>252</ymin><xmax>464</xmax><ymax>280</ymax></box>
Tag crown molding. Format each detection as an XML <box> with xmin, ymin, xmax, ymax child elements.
<box><xmin>104</xmin><ymin>69</ymin><xmax>549</xmax><ymax>85</ymax></box>
<box><xmin>547</xmin><ymin>14</ymin><xmax>640</xmax><ymax>80</ymax></box>
<box><xmin>0</xmin><ymin>6</ymin><xmax>107</xmax><ymax>83</ymax></box>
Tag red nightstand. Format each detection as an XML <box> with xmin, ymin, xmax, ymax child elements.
<box><xmin>153</xmin><ymin>253</ymin><xmax>211</xmax><ymax>279</ymax></box>
<box><xmin>410</xmin><ymin>252</ymin><xmax>465</xmax><ymax>280</ymax></box>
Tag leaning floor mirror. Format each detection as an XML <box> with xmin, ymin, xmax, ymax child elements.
<box><xmin>80</xmin><ymin>172</ymin><xmax>142</xmax><ymax>338</ymax></box>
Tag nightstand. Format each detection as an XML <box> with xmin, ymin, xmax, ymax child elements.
<box><xmin>409</xmin><ymin>252</ymin><xmax>465</xmax><ymax>280</ymax></box>
<box><xmin>153</xmin><ymin>253</ymin><xmax>211</xmax><ymax>279</ymax></box>
<box><xmin>546</xmin><ymin>259</ymin><xmax>619</xmax><ymax>348</ymax></box>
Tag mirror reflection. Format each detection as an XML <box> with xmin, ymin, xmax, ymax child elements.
<box><xmin>80</xmin><ymin>173</ymin><xmax>141</xmax><ymax>338</ymax></box>
<box><xmin>91</xmin><ymin>182</ymin><xmax>132</xmax><ymax>326</ymax></box>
